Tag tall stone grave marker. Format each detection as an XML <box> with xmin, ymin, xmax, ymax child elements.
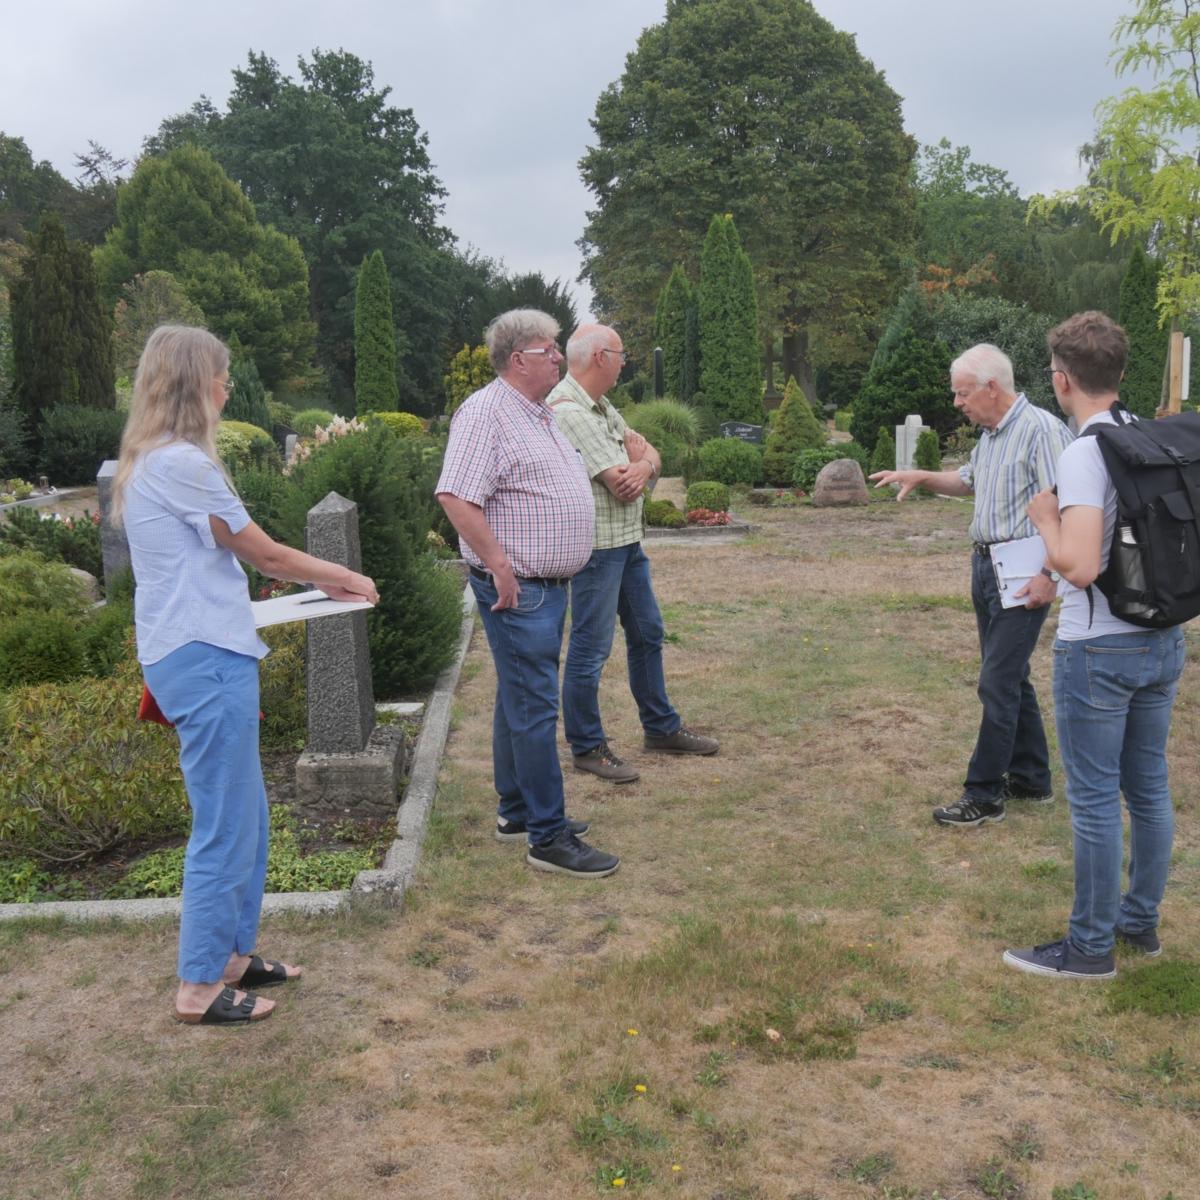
<box><xmin>96</xmin><ymin>460</ymin><xmax>131</xmax><ymax>593</ymax></box>
<box><xmin>895</xmin><ymin>414</ymin><xmax>927</xmax><ymax>471</ymax></box>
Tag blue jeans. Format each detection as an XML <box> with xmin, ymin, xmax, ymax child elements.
<box><xmin>965</xmin><ymin>551</ymin><xmax>1052</xmax><ymax>801</ymax></box>
<box><xmin>470</xmin><ymin>574</ymin><xmax>569</xmax><ymax>844</ymax></box>
<box><xmin>143</xmin><ymin>642</ymin><xmax>269</xmax><ymax>984</ymax></box>
<box><xmin>1054</xmin><ymin>629</ymin><xmax>1185</xmax><ymax>956</ymax></box>
<box><xmin>562</xmin><ymin>542</ymin><xmax>679</xmax><ymax>755</ymax></box>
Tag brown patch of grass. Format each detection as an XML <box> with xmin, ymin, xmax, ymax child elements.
<box><xmin>3</xmin><ymin>498</ymin><xmax>1200</xmax><ymax>1198</ymax></box>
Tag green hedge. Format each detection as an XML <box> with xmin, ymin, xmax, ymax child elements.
<box><xmin>685</xmin><ymin>481</ymin><xmax>730</xmax><ymax>513</ymax></box>
<box><xmin>644</xmin><ymin>498</ymin><xmax>686</xmax><ymax>528</ymax></box>
<box><xmin>696</xmin><ymin>438</ymin><xmax>763</xmax><ymax>486</ymax></box>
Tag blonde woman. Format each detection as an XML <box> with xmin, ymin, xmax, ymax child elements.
<box><xmin>113</xmin><ymin>325</ymin><xmax>379</xmax><ymax>1025</ymax></box>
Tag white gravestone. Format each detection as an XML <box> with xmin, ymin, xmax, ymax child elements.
<box><xmin>895</xmin><ymin>414</ymin><xmax>927</xmax><ymax>471</ymax></box>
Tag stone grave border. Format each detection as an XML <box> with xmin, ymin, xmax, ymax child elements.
<box><xmin>0</xmin><ymin>583</ymin><xmax>478</xmax><ymax>925</ymax></box>
<box><xmin>644</xmin><ymin>517</ymin><xmax>756</xmax><ymax>542</ymax></box>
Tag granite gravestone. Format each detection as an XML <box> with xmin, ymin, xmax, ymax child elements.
<box><xmin>720</xmin><ymin>420</ymin><xmax>764</xmax><ymax>445</ymax></box>
<box><xmin>811</xmin><ymin>459</ymin><xmax>869</xmax><ymax>507</ymax></box>
<box><xmin>895</xmin><ymin>414</ymin><xmax>927</xmax><ymax>471</ymax></box>
<box><xmin>96</xmin><ymin>460</ymin><xmax>131</xmax><ymax>593</ymax></box>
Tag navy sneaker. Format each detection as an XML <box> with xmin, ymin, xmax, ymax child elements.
<box><xmin>932</xmin><ymin>796</ymin><xmax>1005</xmax><ymax>827</ymax></box>
<box><xmin>1002</xmin><ymin>778</ymin><xmax>1054</xmax><ymax>805</ymax></box>
<box><xmin>1003</xmin><ymin>937</ymin><xmax>1116</xmax><ymax>980</ymax></box>
<box><xmin>495</xmin><ymin>815</ymin><xmax>589</xmax><ymax>843</ymax></box>
<box><xmin>1115</xmin><ymin>925</ymin><xmax>1162</xmax><ymax>957</ymax></box>
<box><xmin>527</xmin><ymin>828</ymin><xmax>619</xmax><ymax>878</ymax></box>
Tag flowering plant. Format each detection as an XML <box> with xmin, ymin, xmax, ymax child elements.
<box><xmin>686</xmin><ymin>508</ymin><xmax>733</xmax><ymax>526</ymax></box>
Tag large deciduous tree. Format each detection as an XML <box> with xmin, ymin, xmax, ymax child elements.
<box><xmin>111</xmin><ymin>271</ymin><xmax>206</xmax><ymax>378</ymax></box>
<box><xmin>95</xmin><ymin>145</ymin><xmax>314</xmax><ymax>388</ymax></box>
<box><xmin>579</xmin><ymin>0</ymin><xmax>915</xmax><ymax>400</ymax></box>
<box><xmin>354</xmin><ymin>250</ymin><xmax>399</xmax><ymax>415</ymax></box>
<box><xmin>146</xmin><ymin>50</ymin><xmax>453</xmax><ymax>408</ymax></box>
<box><xmin>1036</xmin><ymin>0</ymin><xmax>1200</xmax><ymax>326</ymax></box>
<box><xmin>10</xmin><ymin>213</ymin><xmax>114</xmax><ymax>437</ymax></box>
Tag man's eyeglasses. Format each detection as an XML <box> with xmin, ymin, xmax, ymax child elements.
<box><xmin>1043</xmin><ymin>367</ymin><xmax>1065</xmax><ymax>382</ymax></box>
<box><xmin>515</xmin><ymin>344</ymin><xmax>563</xmax><ymax>361</ymax></box>
<box><xmin>220</xmin><ymin>379</ymin><xmax>236</xmax><ymax>396</ymax></box>
<box><xmin>600</xmin><ymin>348</ymin><xmax>629</xmax><ymax>364</ymax></box>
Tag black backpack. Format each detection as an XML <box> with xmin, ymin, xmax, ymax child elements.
<box><xmin>1080</xmin><ymin>403</ymin><xmax>1200</xmax><ymax>628</ymax></box>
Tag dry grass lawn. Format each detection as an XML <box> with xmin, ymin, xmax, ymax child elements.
<box><xmin>3</xmin><ymin>490</ymin><xmax>1199</xmax><ymax>1200</ymax></box>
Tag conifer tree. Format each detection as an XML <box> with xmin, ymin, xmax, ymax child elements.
<box><xmin>870</xmin><ymin>427</ymin><xmax>896</xmax><ymax>475</ymax></box>
<box><xmin>226</xmin><ymin>356</ymin><xmax>272</xmax><ymax>430</ymax></box>
<box><xmin>698</xmin><ymin>214</ymin><xmax>761</xmax><ymax>423</ymax></box>
<box><xmin>655</xmin><ymin>265</ymin><xmax>693</xmax><ymax>399</ymax></box>
<box><xmin>762</xmin><ymin>376</ymin><xmax>826</xmax><ymax>485</ymax></box>
<box><xmin>914</xmin><ymin>428</ymin><xmax>941</xmax><ymax>471</ymax></box>
<box><xmin>851</xmin><ymin>328</ymin><xmax>953</xmax><ymax>451</ymax></box>
<box><xmin>10</xmin><ymin>213</ymin><xmax>114</xmax><ymax>441</ymax></box>
<box><xmin>681</xmin><ymin>297</ymin><xmax>700</xmax><ymax>403</ymax></box>
<box><xmin>1117</xmin><ymin>245</ymin><xmax>1167</xmax><ymax>418</ymax></box>
<box><xmin>354</xmin><ymin>250</ymin><xmax>399</xmax><ymax>415</ymax></box>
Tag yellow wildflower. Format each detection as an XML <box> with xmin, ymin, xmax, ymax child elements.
<box><xmin>613</xmin><ymin>1179</ymin><xmax>625</xmax><ymax>1188</ymax></box>
<box><xmin>626</xmin><ymin>1028</ymin><xmax>639</xmax><ymax>1036</ymax></box>
<box><xmin>634</xmin><ymin>1084</ymin><xmax>647</xmax><ymax>1093</ymax></box>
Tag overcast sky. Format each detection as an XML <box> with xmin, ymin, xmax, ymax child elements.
<box><xmin>2</xmin><ymin>0</ymin><xmax>1145</xmax><ymax>316</ymax></box>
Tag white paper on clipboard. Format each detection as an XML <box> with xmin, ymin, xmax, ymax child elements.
<box><xmin>989</xmin><ymin>534</ymin><xmax>1064</xmax><ymax>609</ymax></box>
<box><xmin>250</xmin><ymin>590</ymin><xmax>375</xmax><ymax>628</ymax></box>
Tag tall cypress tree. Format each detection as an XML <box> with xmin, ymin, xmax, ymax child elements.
<box><xmin>655</xmin><ymin>265</ymin><xmax>692</xmax><ymax>399</ymax></box>
<box><xmin>698</xmin><ymin>214</ymin><xmax>762</xmax><ymax>423</ymax></box>
<box><xmin>10</xmin><ymin>213</ymin><xmax>114</xmax><ymax>441</ymax></box>
<box><xmin>681</xmin><ymin>296</ymin><xmax>700</xmax><ymax>403</ymax></box>
<box><xmin>1118</xmin><ymin>246</ymin><xmax>1167</xmax><ymax>418</ymax></box>
<box><xmin>354</xmin><ymin>250</ymin><xmax>399</xmax><ymax>415</ymax></box>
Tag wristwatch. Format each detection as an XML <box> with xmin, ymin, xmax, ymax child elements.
<box><xmin>1040</xmin><ymin>566</ymin><xmax>1061</xmax><ymax>583</ymax></box>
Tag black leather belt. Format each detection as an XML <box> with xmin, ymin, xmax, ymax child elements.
<box><xmin>973</xmin><ymin>542</ymin><xmax>995</xmax><ymax>556</ymax></box>
<box><xmin>469</xmin><ymin>565</ymin><xmax>570</xmax><ymax>588</ymax></box>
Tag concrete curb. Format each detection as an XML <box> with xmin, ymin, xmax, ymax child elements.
<box><xmin>644</xmin><ymin>517</ymin><xmax>757</xmax><ymax>545</ymax></box>
<box><xmin>0</xmin><ymin>584</ymin><xmax>478</xmax><ymax>925</ymax></box>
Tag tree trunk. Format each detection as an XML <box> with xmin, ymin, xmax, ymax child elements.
<box><xmin>781</xmin><ymin>326</ymin><xmax>817</xmax><ymax>407</ymax></box>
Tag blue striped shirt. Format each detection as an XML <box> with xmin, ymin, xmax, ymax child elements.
<box><xmin>124</xmin><ymin>442</ymin><xmax>268</xmax><ymax>666</ymax></box>
<box><xmin>957</xmin><ymin>394</ymin><xmax>1074</xmax><ymax>544</ymax></box>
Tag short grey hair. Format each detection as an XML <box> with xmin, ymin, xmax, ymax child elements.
<box><xmin>485</xmin><ymin>308</ymin><xmax>561</xmax><ymax>372</ymax></box>
<box><xmin>566</xmin><ymin>325</ymin><xmax>617</xmax><ymax>370</ymax></box>
<box><xmin>951</xmin><ymin>343</ymin><xmax>1015</xmax><ymax>395</ymax></box>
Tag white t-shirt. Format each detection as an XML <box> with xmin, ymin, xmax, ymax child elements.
<box><xmin>1055</xmin><ymin>410</ymin><xmax>1144</xmax><ymax>640</ymax></box>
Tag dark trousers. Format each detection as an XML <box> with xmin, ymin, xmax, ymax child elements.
<box><xmin>964</xmin><ymin>550</ymin><xmax>1052</xmax><ymax>802</ymax></box>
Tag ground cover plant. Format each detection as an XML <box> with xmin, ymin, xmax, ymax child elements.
<box><xmin>2</xmin><ymin>494</ymin><xmax>1199</xmax><ymax>1198</ymax></box>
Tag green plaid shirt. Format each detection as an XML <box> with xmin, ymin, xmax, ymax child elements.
<box><xmin>548</xmin><ymin>374</ymin><xmax>643</xmax><ymax>550</ymax></box>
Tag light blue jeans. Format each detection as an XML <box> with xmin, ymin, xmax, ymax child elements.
<box><xmin>563</xmin><ymin>542</ymin><xmax>679</xmax><ymax>755</ymax></box>
<box><xmin>1053</xmin><ymin>629</ymin><xmax>1185</xmax><ymax>956</ymax></box>
<box><xmin>143</xmin><ymin>641</ymin><xmax>269</xmax><ymax>983</ymax></box>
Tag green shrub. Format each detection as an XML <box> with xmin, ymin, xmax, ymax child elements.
<box><xmin>0</xmin><ymin>404</ymin><xmax>32</xmax><ymax>478</ymax></box>
<box><xmin>870</xmin><ymin>428</ymin><xmax>896</xmax><ymax>475</ymax></box>
<box><xmin>0</xmin><ymin>610</ymin><xmax>87</xmax><ymax>688</ymax></box>
<box><xmin>685</xmin><ymin>481</ymin><xmax>730</xmax><ymax>513</ymax></box>
<box><xmin>267</xmin><ymin>399</ymin><xmax>297</xmax><ymax>428</ymax></box>
<box><xmin>260</xmin><ymin>622</ymin><xmax>306</xmax><ymax>751</ymax></box>
<box><xmin>0</xmin><ymin>551</ymin><xmax>91</xmax><ymax>620</ymax></box>
<box><xmin>0</xmin><ymin>857</ymin><xmax>54</xmax><ymax>903</ymax></box>
<box><xmin>37</xmin><ymin>406</ymin><xmax>126</xmax><ymax>486</ymax></box>
<box><xmin>224</xmin><ymin>356</ymin><xmax>272</xmax><ymax>431</ymax></box>
<box><xmin>0</xmin><ymin>657</ymin><xmax>189</xmax><ymax>863</ymax></box>
<box><xmin>833</xmin><ymin>408</ymin><xmax>853</xmax><ymax>433</ymax></box>
<box><xmin>110</xmin><ymin>806</ymin><xmax>380</xmax><ymax>897</ymax></box>
<box><xmin>291</xmin><ymin>407</ymin><xmax>336</xmax><ymax>436</ymax></box>
<box><xmin>80</xmin><ymin>600</ymin><xmax>134</xmax><ymax>678</ymax></box>
<box><xmin>793</xmin><ymin>443</ymin><xmax>870</xmax><ymax>492</ymax></box>
<box><xmin>624</xmin><ymin>398</ymin><xmax>703</xmax><ymax>477</ymax></box>
<box><xmin>0</xmin><ymin>506</ymin><xmax>102</xmax><ymax>579</ymax></box>
<box><xmin>761</xmin><ymin>377</ymin><xmax>826</xmax><ymax>485</ymax></box>
<box><xmin>216</xmin><ymin>420</ymin><xmax>280</xmax><ymax>471</ymax></box>
<box><xmin>281</xmin><ymin>424</ymin><xmax>463</xmax><ymax>698</ymax></box>
<box><xmin>368</xmin><ymin>411</ymin><xmax>426</xmax><ymax>438</ymax></box>
<box><xmin>914</xmin><ymin>428</ymin><xmax>942</xmax><ymax>471</ymax></box>
<box><xmin>229</xmin><ymin>461</ymin><xmax>292</xmax><ymax>543</ymax></box>
<box><xmin>696</xmin><ymin>437</ymin><xmax>763</xmax><ymax>486</ymax></box>
<box><xmin>644</xmin><ymin>498</ymin><xmax>686</xmax><ymax>528</ymax></box>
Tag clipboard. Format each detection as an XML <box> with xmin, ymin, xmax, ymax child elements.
<box><xmin>250</xmin><ymin>589</ymin><xmax>375</xmax><ymax>628</ymax></box>
<box><xmin>989</xmin><ymin>535</ymin><xmax>1064</xmax><ymax>608</ymax></box>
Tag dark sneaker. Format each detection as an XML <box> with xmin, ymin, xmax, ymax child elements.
<box><xmin>1115</xmin><ymin>925</ymin><xmax>1162</xmax><ymax>957</ymax></box>
<box><xmin>573</xmin><ymin>742</ymin><xmax>640</xmax><ymax>783</ymax></box>
<box><xmin>1003</xmin><ymin>937</ymin><xmax>1116</xmax><ymax>980</ymax></box>
<box><xmin>495</xmin><ymin>816</ymin><xmax>589</xmax><ymax>843</ymax></box>
<box><xmin>526</xmin><ymin>828</ymin><xmax>620</xmax><ymax>878</ymax></box>
<box><xmin>1002</xmin><ymin>778</ymin><xmax>1054</xmax><ymax>805</ymax></box>
<box><xmin>643</xmin><ymin>725</ymin><xmax>719</xmax><ymax>755</ymax></box>
<box><xmin>932</xmin><ymin>796</ymin><xmax>1005</xmax><ymax>827</ymax></box>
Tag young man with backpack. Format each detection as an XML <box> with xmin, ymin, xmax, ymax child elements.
<box><xmin>1004</xmin><ymin>311</ymin><xmax>1187</xmax><ymax>980</ymax></box>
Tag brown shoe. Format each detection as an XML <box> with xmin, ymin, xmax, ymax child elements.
<box><xmin>573</xmin><ymin>741</ymin><xmax>640</xmax><ymax>783</ymax></box>
<box><xmin>643</xmin><ymin>725</ymin><xmax>719</xmax><ymax>755</ymax></box>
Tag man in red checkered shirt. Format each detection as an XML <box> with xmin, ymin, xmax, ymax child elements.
<box><xmin>437</xmin><ymin>309</ymin><xmax>620</xmax><ymax>879</ymax></box>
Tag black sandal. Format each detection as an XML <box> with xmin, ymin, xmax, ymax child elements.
<box><xmin>176</xmin><ymin>985</ymin><xmax>271</xmax><ymax>1025</ymax></box>
<box><xmin>235</xmin><ymin>954</ymin><xmax>293</xmax><ymax>989</ymax></box>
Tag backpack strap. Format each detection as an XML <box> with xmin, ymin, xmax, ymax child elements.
<box><xmin>1075</xmin><ymin>406</ymin><xmax>1130</xmax><ymax>629</ymax></box>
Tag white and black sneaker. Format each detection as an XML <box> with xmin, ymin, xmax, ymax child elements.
<box><xmin>527</xmin><ymin>828</ymin><xmax>619</xmax><ymax>878</ymax></box>
<box><xmin>932</xmin><ymin>795</ymin><xmax>1005</xmax><ymax>827</ymax></box>
<box><xmin>495</xmin><ymin>816</ymin><xmax>589</xmax><ymax>843</ymax></box>
<box><xmin>1003</xmin><ymin>937</ymin><xmax>1116</xmax><ymax>980</ymax></box>
<box><xmin>1002</xmin><ymin>778</ymin><xmax>1054</xmax><ymax>805</ymax></box>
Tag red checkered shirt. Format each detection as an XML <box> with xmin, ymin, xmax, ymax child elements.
<box><xmin>436</xmin><ymin>377</ymin><xmax>595</xmax><ymax>578</ymax></box>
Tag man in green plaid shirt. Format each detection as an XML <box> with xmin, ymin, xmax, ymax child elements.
<box><xmin>548</xmin><ymin>324</ymin><xmax>720</xmax><ymax>782</ymax></box>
